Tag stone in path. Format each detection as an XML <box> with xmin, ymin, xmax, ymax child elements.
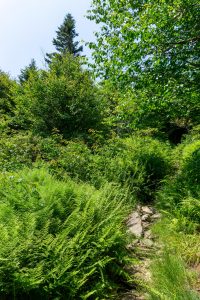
<box><xmin>141</xmin><ymin>214</ymin><xmax>150</xmax><ymax>221</ymax></box>
<box><xmin>121</xmin><ymin>205</ymin><xmax>162</xmax><ymax>300</ymax></box>
<box><xmin>141</xmin><ymin>206</ymin><xmax>153</xmax><ymax>215</ymax></box>
<box><xmin>142</xmin><ymin>238</ymin><xmax>154</xmax><ymax>248</ymax></box>
<box><xmin>127</xmin><ymin>212</ymin><xmax>143</xmax><ymax>237</ymax></box>
<box><xmin>129</xmin><ymin>221</ymin><xmax>143</xmax><ymax>238</ymax></box>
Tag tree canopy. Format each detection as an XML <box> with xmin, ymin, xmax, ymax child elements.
<box><xmin>14</xmin><ymin>54</ymin><xmax>103</xmax><ymax>137</ymax></box>
<box><xmin>18</xmin><ymin>59</ymin><xmax>37</xmax><ymax>84</ymax></box>
<box><xmin>88</xmin><ymin>0</ymin><xmax>200</xmax><ymax>133</ymax></box>
<box><xmin>88</xmin><ymin>0</ymin><xmax>200</xmax><ymax>89</ymax></box>
<box><xmin>0</xmin><ymin>71</ymin><xmax>15</xmax><ymax>115</ymax></box>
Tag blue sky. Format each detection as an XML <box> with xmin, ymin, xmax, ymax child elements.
<box><xmin>0</xmin><ymin>0</ymin><xmax>97</xmax><ymax>78</ymax></box>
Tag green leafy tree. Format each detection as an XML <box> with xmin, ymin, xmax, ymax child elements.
<box><xmin>88</xmin><ymin>0</ymin><xmax>200</xmax><ymax>135</ymax></box>
<box><xmin>18</xmin><ymin>59</ymin><xmax>37</xmax><ymax>84</ymax></box>
<box><xmin>14</xmin><ymin>54</ymin><xmax>103</xmax><ymax>137</ymax></box>
<box><xmin>46</xmin><ymin>13</ymin><xmax>83</xmax><ymax>63</ymax></box>
<box><xmin>88</xmin><ymin>0</ymin><xmax>200</xmax><ymax>88</ymax></box>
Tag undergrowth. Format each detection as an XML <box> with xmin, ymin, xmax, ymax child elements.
<box><xmin>148</xmin><ymin>252</ymin><xmax>200</xmax><ymax>300</ymax></box>
<box><xmin>148</xmin><ymin>135</ymin><xmax>200</xmax><ymax>299</ymax></box>
<box><xmin>0</xmin><ymin>167</ymin><xmax>134</xmax><ymax>299</ymax></box>
<box><xmin>0</xmin><ymin>128</ymin><xmax>199</xmax><ymax>299</ymax></box>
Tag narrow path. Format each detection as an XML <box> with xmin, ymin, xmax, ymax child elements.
<box><xmin>121</xmin><ymin>205</ymin><xmax>161</xmax><ymax>300</ymax></box>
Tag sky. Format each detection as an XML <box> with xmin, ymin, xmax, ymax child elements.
<box><xmin>0</xmin><ymin>0</ymin><xmax>97</xmax><ymax>78</ymax></box>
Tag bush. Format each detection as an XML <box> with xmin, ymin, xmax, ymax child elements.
<box><xmin>0</xmin><ymin>131</ymin><xmax>63</xmax><ymax>173</ymax></box>
<box><xmin>157</xmin><ymin>137</ymin><xmax>200</xmax><ymax>211</ymax></box>
<box><xmin>181</xmin><ymin>141</ymin><xmax>200</xmax><ymax>187</ymax></box>
<box><xmin>90</xmin><ymin>136</ymin><xmax>172</xmax><ymax>201</ymax></box>
<box><xmin>47</xmin><ymin>140</ymin><xmax>93</xmax><ymax>181</ymax></box>
<box><xmin>13</xmin><ymin>54</ymin><xmax>104</xmax><ymax>137</ymax></box>
<box><xmin>0</xmin><ymin>132</ymin><xmax>35</xmax><ymax>172</ymax></box>
<box><xmin>0</xmin><ymin>168</ymin><xmax>132</xmax><ymax>299</ymax></box>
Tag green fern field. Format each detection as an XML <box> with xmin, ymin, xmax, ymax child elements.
<box><xmin>0</xmin><ymin>168</ymin><xmax>133</xmax><ymax>299</ymax></box>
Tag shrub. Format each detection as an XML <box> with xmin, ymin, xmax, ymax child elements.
<box><xmin>0</xmin><ymin>132</ymin><xmax>63</xmax><ymax>173</ymax></box>
<box><xmin>91</xmin><ymin>136</ymin><xmax>172</xmax><ymax>201</ymax></box>
<box><xmin>13</xmin><ymin>54</ymin><xmax>104</xmax><ymax>137</ymax></box>
<box><xmin>47</xmin><ymin>140</ymin><xmax>93</xmax><ymax>181</ymax></box>
<box><xmin>0</xmin><ymin>132</ymin><xmax>35</xmax><ymax>172</ymax></box>
<box><xmin>157</xmin><ymin>138</ymin><xmax>200</xmax><ymax>211</ymax></box>
<box><xmin>0</xmin><ymin>168</ymin><xmax>132</xmax><ymax>299</ymax></box>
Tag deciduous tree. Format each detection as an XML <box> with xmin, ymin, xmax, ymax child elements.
<box><xmin>88</xmin><ymin>0</ymin><xmax>200</xmax><ymax>134</ymax></box>
<box><xmin>14</xmin><ymin>54</ymin><xmax>103</xmax><ymax>137</ymax></box>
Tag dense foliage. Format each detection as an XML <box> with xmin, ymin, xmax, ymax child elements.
<box><xmin>13</xmin><ymin>54</ymin><xmax>103</xmax><ymax>137</ymax></box>
<box><xmin>0</xmin><ymin>71</ymin><xmax>15</xmax><ymax>116</ymax></box>
<box><xmin>88</xmin><ymin>0</ymin><xmax>200</xmax><ymax>135</ymax></box>
<box><xmin>88</xmin><ymin>0</ymin><xmax>200</xmax><ymax>89</ymax></box>
<box><xmin>0</xmin><ymin>4</ymin><xmax>199</xmax><ymax>299</ymax></box>
<box><xmin>18</xmin><ymin>59</ymin><xmax>37</xmax><ymax>84</ymax></box>
<box><xmin>0</xmin><ymin>168</ymin><xmax>131</xmax><ymax>299</ymax></box>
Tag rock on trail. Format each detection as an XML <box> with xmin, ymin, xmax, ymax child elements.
<box><xmin>121</xmin><ymin>205</ymin><xmax>161</xmax><ymax>300</ymax></box>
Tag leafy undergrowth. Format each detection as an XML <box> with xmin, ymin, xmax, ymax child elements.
<box><xmin>146</xmin><ymin>216</ymin><xmax>200</xmax><ymax>300</ymax></box>
<box><xmin>0</xmin><ymin>129</ymin><xmax>200</xmax><ymax>299</ymax></box>
<box><xmin>0</xmin><ymin>167</ymin><xmax>134</xmax><ymax>299</ymax></box>
<box><xmin>145</xmin><ymin>135</ymin><xmax>200</xmax><ymax>299</ymax></box>
<box><xmin>0</xmin><ymin>132</ymin><xmax>172</xmax><ymax>202</ymax></box>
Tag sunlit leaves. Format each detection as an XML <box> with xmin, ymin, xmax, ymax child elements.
<box><xmin>88</xmin><ymin>0</ymin><xmax>200</xmax><ymax>89</ymax></box>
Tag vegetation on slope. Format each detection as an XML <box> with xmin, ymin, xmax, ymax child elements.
<box><xmin>0</xmin><ymin>2</ymin><xmax>200</xmax><ymax>298</ymax></box>
<box><xmin>0</xmin><ymin>168</ymin><xmax>133</xmax><ymax>299</ymax></box>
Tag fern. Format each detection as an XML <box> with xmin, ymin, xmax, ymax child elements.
<box><xmin>0</xmin><ymin>167</ymin><xmax>133</xmax><ymax>299</ymax></box>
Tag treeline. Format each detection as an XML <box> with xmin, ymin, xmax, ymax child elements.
<box><xmin>0</xmin><ymin>1</ymin><xmax>200</xmax><ymax>299</ymax></box>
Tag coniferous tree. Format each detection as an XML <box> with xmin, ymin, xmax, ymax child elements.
<box><xmin>18</xmin><ymin>59</ymin><xmax>37</xmax><ymax>84</ymax></box>
<box><xmin>46</xmin><ymin>13</ymin><xmax>83</xmax><ymax>64</ymax></box>
<box><xmin>53</xmin><ymin>13</ymin><xmax>83</xmax><ymax>56</ymax></box>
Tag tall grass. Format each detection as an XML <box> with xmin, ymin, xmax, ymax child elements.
<box><xmin>148</xmin><ymin>252</ymin><xmax>200</xmax><ymax>300</ymax></box>
<box><xmin>150</xmin><ymin>135</ymin><xmax>200</xmax><ymax>299</ymax></box>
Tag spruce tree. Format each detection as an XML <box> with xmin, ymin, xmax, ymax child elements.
<box><xmin>18</xmin><ymin>59</ymin><xmax>37</xmax><ymax>84</ymax></box>
<box><xmin>46</xmin><ymin>13</ymin><xmax>83</xmax><ymax>64</ymax></box>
